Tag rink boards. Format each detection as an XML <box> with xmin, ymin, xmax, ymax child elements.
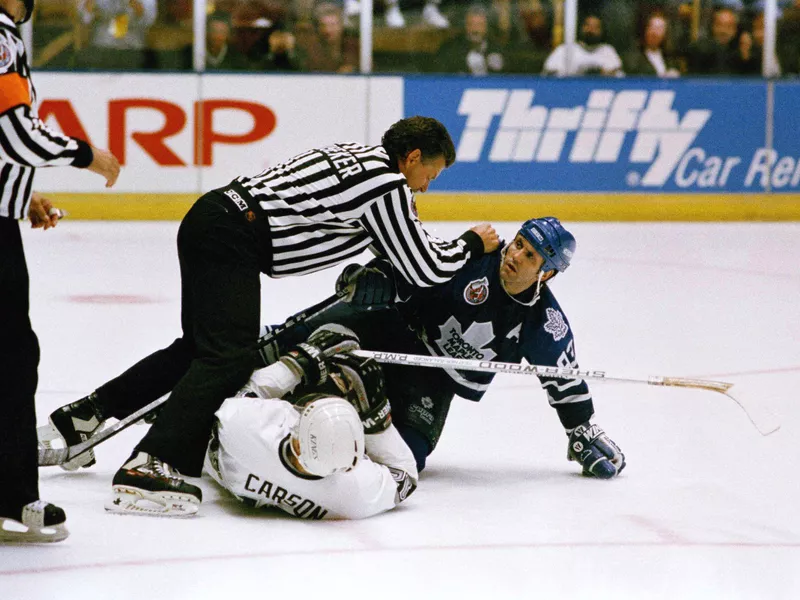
<box><xmin>32</xmin><ymin>73</ymin><xmax>800</xmax><ymax>220</ymax></box>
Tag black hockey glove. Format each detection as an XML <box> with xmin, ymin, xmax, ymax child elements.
<box><xmin>257</xmin><ymin>322</ymin><xmax>313</xmax><ymax>368</ymax></box>
<box><xmin>335</xmin><ymin>259</ymin><xmax>395</xmax><ymax>311</ymax></box>
<box><xmin>329</xmin><ymin>353</ymin><xmax>391</xmax><ymax>434</ymax></box>
<box><xmin>280</xmin><ymin>324</ymin><xmax>360</xmax><ymax>386</ymax></box>
<box><xmin>567</xmin><ymin>422</ymin><xmax>625</xmax><ymax>479</ymax></box>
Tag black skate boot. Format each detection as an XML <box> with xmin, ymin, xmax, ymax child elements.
<box><xmin>38</xmin><ymin>392</ymin><xmax>106</xmax><ymax>471</ymax></box>
<box><xmin>106</xmin><ymin>452</ymin><xmax>202</xmax><ymax>517</ymax></box>
<box><xmin>0</xmin><ymin>501</ymin><xmax>69</xmax><ymax>543</ymax></box>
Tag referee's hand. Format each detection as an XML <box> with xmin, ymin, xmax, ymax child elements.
<box><xmin>28</xmin><ymin>192</ymin><xmax>60</xmax><ymax>230</ymax></box>
<box><xmin>87</xmin><ymin>146</ymin><xmax>121</xmax><ymax>188</ymax></box>
<box><xmin>470</xmin><ymin>223</ymin><xmax>500</xmax><ymax>253</ymax></box>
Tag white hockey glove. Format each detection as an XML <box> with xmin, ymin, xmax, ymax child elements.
<box><xmin>329</xmin><ymin>353</ymin><xmax>391</xmax><ymax>434</ymax></box>
<box><xmin>567</xmin><ymin>422</ymin><xmax>625</xmax><ymax>479</ymax></box>
<box><xmin>280</xmin><ymin>324</ymin><xmax>360</xmax><ymax>386</ymax></box>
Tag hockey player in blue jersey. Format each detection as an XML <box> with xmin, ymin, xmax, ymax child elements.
<box><xmin>277</xmin><ymin>217</ymin><xmax>625</xmax><ymax>479</ymax></box>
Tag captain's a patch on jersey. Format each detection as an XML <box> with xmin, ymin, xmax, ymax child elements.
<box><xmin>463</xmin><ymin>277</ymin><xmax>489</xmax><ymax>305</ymax></box>
<box><xmin>544</xmin><ymin>307</ymin><xmax>569</xmax><ymax>341</ymax></box>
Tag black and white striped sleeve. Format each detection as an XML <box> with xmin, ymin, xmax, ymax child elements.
<box><xmin>358</xmin><ymin>184</ymin><xmax>484</xmax><ymax>287</ymax></box>
<box><xmin>0</xmin><ymin>104</ymin><xmax>93</xmax><ymax>169</ymax></box>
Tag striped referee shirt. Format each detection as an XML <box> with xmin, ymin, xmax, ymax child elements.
<box><xmin>227</xmin><ymin>142</ymin><xmax>483</xmax><ymax>287</ymax></box>
<box><xmin>0</xmin><ymin>11</ymin><xmax>92</xmax><ymax>220</ymax></box>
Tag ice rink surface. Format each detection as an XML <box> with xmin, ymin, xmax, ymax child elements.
<box><xmin>2</xmin><ymin>220</ymin><xmax>799</xmax><ymax>600</ymax></box>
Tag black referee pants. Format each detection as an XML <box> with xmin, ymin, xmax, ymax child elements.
<box><xmin>0</xmin><ymin>218</ymin><xmax>41</xmax><ymax>516</ymax></box>
<box><xmin>94</xmin><ymin>193</ymin><xmax>264</xmax><ymax>476</ymax></box>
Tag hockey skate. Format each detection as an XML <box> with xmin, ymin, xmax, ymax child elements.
<box><xmin>0</xmin><ymin>501</ymin><xmax>69</xmax><ymax>543</ymax></box>
<box><xmin>38</xmin><ymin>393</ymin><xmax>106</xmax><ymax>471</ymax></box>
<box><xmin>106</xmin><ymin>452</ymin><xmax>202</xmax><ymax>517</ymax></box>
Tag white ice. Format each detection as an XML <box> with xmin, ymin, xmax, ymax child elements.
<box><xmin>2</xmin><ymin>221</ymin><xmax>799</xmax><ymax>600</ymax></box>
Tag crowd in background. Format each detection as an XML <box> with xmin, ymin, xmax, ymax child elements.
<box><xmin>27</xmin><ymin>0</ymin><xmax>800</xmax><ymax>76</ymax></box>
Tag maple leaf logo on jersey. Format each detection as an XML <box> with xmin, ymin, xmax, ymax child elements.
<box><xmin>544</xmin><ymin>308</ymin><xmax>568</xmax><ymax>341</ymax></box>
<box><xmin>436</xmin><ymin>316</ymin><xmax>496</xmax><ymax>361</ymax></box>
<box><xmin>463</xmin><ymin>277</ymin><xmax>489</xmax><ymax>305</ymax></box>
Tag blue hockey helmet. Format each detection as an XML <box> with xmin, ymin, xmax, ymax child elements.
<box><xmin>518</xmin><ymin>217</ymin><xmax>576</xmax><ymax>274</ymax></box>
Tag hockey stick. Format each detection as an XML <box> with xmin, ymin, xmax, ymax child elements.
<box><xmin>38</xmin><ymin>291</ymin><xmax>348</xmax><ymax>467</ymax></box>
<box><xmin>352</xmin><ymin>350</ymin><xmax>781</xmax><ymax>437</ymax></box>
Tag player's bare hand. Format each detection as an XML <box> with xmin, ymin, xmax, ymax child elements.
<box><xmin>28</xmin><ymin>192</ymin><xmax>60</xmax><ymax>230</ymax></box>
<box><xmin>87</xmin><ymin>146</ymin><xmax>121</xmax><ymax>188</ymax></box>
<box><xmin>471</xmin><ymin>223</ymin><xmax>500</xmax><ymax>253</ymax></box>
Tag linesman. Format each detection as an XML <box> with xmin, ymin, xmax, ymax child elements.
<box><xmin>50</xmin><ymin>115</ymin><xmax>499</xmax><ymax>517</ymax></box>
<box><xmin>0</xmin><ymin>0</ymin><xmax>119</xmax><ymax>543</ymax></box>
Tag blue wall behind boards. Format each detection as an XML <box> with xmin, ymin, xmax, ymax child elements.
<box><xmin>405</xmin><ymin>76</ymin><xmax>789</xmax><ymax>193</ymax></box>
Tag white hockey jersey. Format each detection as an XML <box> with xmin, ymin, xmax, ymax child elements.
<box><xmin>204</xmin><ymin>363</ymin><xmax>419</xmax><ymax>520</ymax></box>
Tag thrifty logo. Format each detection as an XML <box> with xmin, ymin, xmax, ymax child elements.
<box><xmin>455</xmin><ymin>89</ymin><xmax>711</xmax><ymax>186</ymax></box>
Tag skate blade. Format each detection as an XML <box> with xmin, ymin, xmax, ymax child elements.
<box><xmin>105</xmin><ymin>487</ymin><xmax>200</xmax><ymax>518</ymax></box>
<box><xmin>0</xmin><ymin>517</ymin><xmax>69</xmax><ymax>543</ymax></box>
<box><xmin>37</xmin><ymin>424</ymin><xmax>96</xmax><ymax>471</ymax></box>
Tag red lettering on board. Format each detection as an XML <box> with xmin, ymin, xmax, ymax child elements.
<box><xmin>109</xmin><ymin>99</ymin><xmax>187</xmax><ymax>166</ymax></box>
<box><xmin>194</xmin><ymin>100</ymin><xmax>276</xmax><ymax>166</ymax></box>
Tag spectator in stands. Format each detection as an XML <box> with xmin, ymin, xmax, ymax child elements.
<box><xmin>733</xmin><ymin>11</ymin><xmax>767</xmax><ymax>75</ymax></box>
<box><xmin>542</xmin><ymin>13</ymin><xmax>623</xmax><ymax>76</ymax></box>
<box><xmin>594</xmin><ymin>0</ymin><xmax>638</xmax><ymax>55</ymax></box>
<box><xmin>434</xmin><ymin>4</ymin><xmax>504</xmax><ymax>75</ymax></box>
<box><xmin>778</xmin><ymin>0</ymin><xmax>800</xmax><ymax>75</ymax></box>
<box><xmin>296</xmin><ymin>2</ymin><xmax>359</xmax><ymax>73</ymax></box>
<box><xmin>231</xmin><ymin>0</ymin><xmax>298</xmax><ymax>71</ymax></box>
<box><xmin>623</xmin><ymin>12</ymin><xmax>680</xmax><ymax>77</ymax></box>
<box><xmin>497</xmin><ymin>0</ymin><xmax>552</xmax><ymax>74</ymax></box>
<box><xmin>344</xmin><ymin>0</ymin><xmax>449</xmax><ymax>29</ymax></box>
<box><xmin>78</xmin><ymin>0</ymin><xmax>157</xmax><ymax>69</ymax></box>
<box><xmin>685</xmin><ymin>6</ymin><xmax>740</xmax><ymax>74</ymax></box>
<box><xmin>206</xmin><ymin>14</ymin><xmax>251</xmax><ymax>70</ymax></box>
<box><xmin>261</xmin><ymin>29</ymin><xmax>300</xmax><ymax>70</ymax></box>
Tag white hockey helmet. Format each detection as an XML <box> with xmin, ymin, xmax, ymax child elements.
<box><xmin>291</xmin><ymin>394</ymin><xmax>365</xmax><ymax>477</ymax></box>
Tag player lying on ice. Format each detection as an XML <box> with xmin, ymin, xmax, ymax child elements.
<box><xmin>43</xmin><ymin>325</ymin><xmax>418</xmax><ymax>518</ymax></box>
<box><xmin>259</xmin><ymin>217</ymin><xmax>626</xmax><ymax>479</ymax></box>
<box><xmin>202</xmin><ymin>332</ymin><xmax>417</xmax><ymax>520</ymax></box>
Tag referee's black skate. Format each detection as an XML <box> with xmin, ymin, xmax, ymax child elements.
<box><xmin>107</xmin><ymin>452</ymin><xmax>202</xmax><ymax>517</ymax></box>
<box><xmin>38</xmin><ymin>392</ymin><xmax>106</xmax><ymax>471</ymax></box>
<box><xmin>0</xmin><ymin>501</ymin><xmax>69</xmax><ymax>544</ymax></box>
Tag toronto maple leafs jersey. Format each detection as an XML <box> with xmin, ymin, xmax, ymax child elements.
<box><xmin>204</xmin><ymin>363</ymin><xmax>418</xmax><ymax>520</ymax></box>
<box><xmin>394</xmin><ymin>248</ymin><xmax>595</xmax><ymax>429</ymax></box>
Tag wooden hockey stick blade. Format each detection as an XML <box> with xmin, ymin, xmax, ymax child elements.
<box><xmin>723</xmin><ymin>385</ymin><xmax>781</xmax><ymax>436</ymax></box>
<box><xmin>39</xmin><ymin>292</ymin><xmax>348</xmax><ymax>467</ymax></box>
<box><xmin>354</xmin><ymin>350</ymin><xmax>781</xmax><ymax>437</ymax></box>
<box><xmin>654</xmin><ymin>377</ymin><xmax>780</xmax><ymax>436</ymax></box>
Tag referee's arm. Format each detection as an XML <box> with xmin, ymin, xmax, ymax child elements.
<box><xmin>0</xmin><ymin>74</ymin><xmax>93</xmax><ymax>169</ymax></box>
<box><xmin>359</xmin><ymin>184</ymin><xmax>484</xmax><ymax>287</ymax></box>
